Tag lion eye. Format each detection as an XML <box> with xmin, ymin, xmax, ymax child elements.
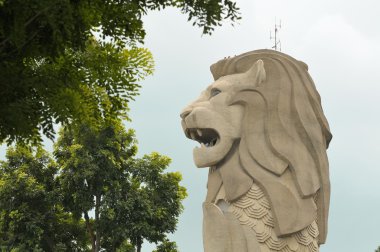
<box><xmin>210</xmin><ymin>88</ymin><xmax>221</xmax><ymax>98</ymax></box>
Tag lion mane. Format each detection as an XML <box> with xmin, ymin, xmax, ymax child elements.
<box><xmin>209</xmin><ymin>49</ymin><xmax>332</xmax><ymax>244</ymax></box>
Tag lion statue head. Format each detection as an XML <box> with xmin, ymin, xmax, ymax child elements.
<box><xmin>180</xmin><ymin>49</ymin><xmax>332</xmax><ymax>244</ymax></box>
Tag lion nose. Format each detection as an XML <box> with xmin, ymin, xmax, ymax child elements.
<box><xmin>180</xmin><ymin>109</ymin><xmax>191</xmax><ymax>119</ymax></box>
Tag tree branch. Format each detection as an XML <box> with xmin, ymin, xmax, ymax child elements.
<box><xmin>0</xmin><ymin>3</ymin><xmax>55</xmax><ymax>47</ymax></box>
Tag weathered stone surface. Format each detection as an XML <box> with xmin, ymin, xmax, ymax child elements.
<box><xmin>180</xmin><ymin>49</ymin><xmax>332</xmax><ymax>251</ymax></box>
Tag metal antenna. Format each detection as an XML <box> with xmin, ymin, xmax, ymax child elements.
<box><xmin>270</xmin><ymin>18</ymin><xmax>282</xmax><ymax>51</ymax></box>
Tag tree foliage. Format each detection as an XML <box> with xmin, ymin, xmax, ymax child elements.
<box><xmin>0</xmin><ymin>145</ymin><xmax>88</xmax><ymax>251</ymax></box>
<box><xmin>0</xmin><ymin>0</ymin><xmax>240</xmax><ymax>144</ymax></box>
<box><xmin>0</xmin><ymin>0</ymin><xmax>240</xmax><ymax>56</ymax></box>
<box><xmin>153</xmin><ymin>239</ymin><xmax>179</xmax><ymax>252</ymax></box>
<box><xmin>54</xmin><ymin>120</ymin><xmax>137</xmax><ymax>251</ymax></box>
<box><xmin>376</xmin><ymin>246</ymin><xmax>380</xmax><ymax>252</ymax></box>
<box><xmin>126</xmin><ymin>153</ymin><xmax>187</xmax><ymax>252</ymax></box>
<box><xmin>0</xmin><ymin>40</ymin><xmax>153</xmax><ymax>144</ymax></box>
<box><xmin>54</xmin><ymin>121</ymin><xmax>187</xmax><ymax>252</ymax></box>
<box><xmin>0</xmin><ymin>122</ymin><xmax>187</xmax><ymax>251</ymax></box>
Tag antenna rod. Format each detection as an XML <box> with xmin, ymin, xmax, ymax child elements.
<box><xmin>270</xmin><ymin>18</ymin><xmax>282</xmax><ymax>51</ymax></box>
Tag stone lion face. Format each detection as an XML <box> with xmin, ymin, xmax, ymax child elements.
<box><xmin>180</xmin><ymin>50</ymin><xmax>332</xmax><ymax>243</ymax></box>
<box><xmin>180</xmin><ymin>74</ymin><xmax>247</xmax><ymax>168</ymax></box>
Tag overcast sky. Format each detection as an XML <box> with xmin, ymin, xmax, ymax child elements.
<box><xmin>128</xmin><ymin>0</ymin><xmax>380</xmax><ymax>251</ymax></box>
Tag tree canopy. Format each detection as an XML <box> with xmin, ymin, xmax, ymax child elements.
<box><xmin>0</xmin><ymin>0</ymin><xmax>238</xmax><ymax>249</ymax></box>
<box><xmin>0</xmin><ymin>145</ymin><xmax>88</xmax><ymax>251</ymax></box>
<box><xmin>0</xmin><ymin>39</ymin><xmax>154</xmax><ymax>144</ymax></box>
<box><xmin>0</xmin><ymin>0</ymin><xmax>240</xmax><ymax>144</ymax></box>
<box><xmin>152</xmin><ymin>239</ymin><xmax>179</xmax><ymax>252</ymax></box>
<box><xmin>0</xmin><ymin>121</ymin><xmax>187</xmax><ymax>252</ymax></box>
<box><xmin>54</xmin><ymin>120</ymin><xmax>187</xmax><ymax>252</ymax></box>
<box><xmin>54</xmin><ymin>120</ymin><xmax>138</xmax><ymax>251</ymax></box>
<box><xmin>124</xmin><ymin>153</ymin><xmax>187</xmax><ymax>252</ymax></box>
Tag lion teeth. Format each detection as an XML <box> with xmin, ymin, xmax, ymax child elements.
<box><xmin>197</xmin><ymin>129</ymin><xmax>202</xmax><ymax>136</ymax></box>
<box><xmin>190</xmin><ymin>132</ymin><xmax>196</xmax><ymax>140</ymax></box>
<box><xmin>201</xmin><ymin>143</ymin><xmax>206</xmax><ymax>148</ymax></box>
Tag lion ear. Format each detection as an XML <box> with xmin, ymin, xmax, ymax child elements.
<box><xmin>244</xmin><ymin>59</ymin><xmax>266</xmax><ymax>86</ymax></box>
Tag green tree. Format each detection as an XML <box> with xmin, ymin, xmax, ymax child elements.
<box><xmin>0</xmin><ymin>0</ymin><xmax>240</xmax><ymax>143</ymax></box>
<box><xmin>0</xmin><ymin>39</ymin><xmax>154</xmax><ymax>144</ymax></box>
<box><xmin>116</xmin><ymin>240</ymin><xmax>136</xmax><ymax>252</ymax></box>
<box><xmin>54</xmin><ymin>121</ymin><xmax>187</xmax><ymax>252</ymax></box>
<box><xmin>0</xmin><ymin>145</ymin><xmax>88</xmax><ymax>251</ymax></box>
<box><xmin>54</xmin><ymin>120</ymin><xmax>137</xmax><ymax>252</ymax></box>
<box><xmin>153</xmin><ymin>239</ymin><xmax>179</xmax><ymax>252</ymax></box>
<box><xmin>125</xmin><ymin>153</ymin><xmax>187</xmax><ymax>252</ymax></box>
<box><xmin>375</xmin><ymin>246</ymin><xmax>380</xmax><ymax>252</ymax></box>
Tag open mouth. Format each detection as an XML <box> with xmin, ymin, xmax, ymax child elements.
<box><xmin>186</xmin><ymin>128</ymin><xmax>220</xmax><ymax>148</ymax></box>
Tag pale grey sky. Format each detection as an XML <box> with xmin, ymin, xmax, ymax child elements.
<box><xmin>128</xmin><ymin>0</ymin><xmax>380</xmax><ymax>251</ymax></box>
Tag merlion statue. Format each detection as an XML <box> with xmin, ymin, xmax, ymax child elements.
<box><xmin>180</xmin><ymin>49</ymin><xmax>332</xmax><ymax>252</ymax></box>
